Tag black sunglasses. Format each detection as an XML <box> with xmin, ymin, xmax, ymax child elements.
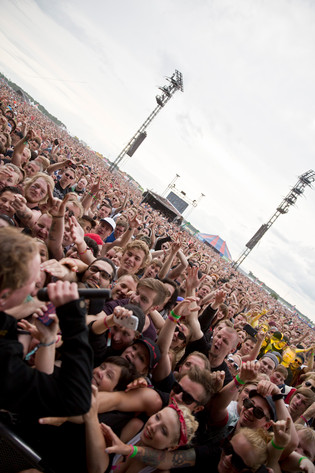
<box><xmin>243</xmin><ymin>398</ymin><xmax>269</xmax><ymax>421</ymax></box>
<box><xmin>304</xmin><ymin>381</ymin><xmax>315</xmax><ymax>393</ymax></box>
<box><xmin>175</xmin><ymin>326</ymin><xmax>187</xmax><ymax>343</ymax></box>
<box><xmin>222</xmin><ymin>438</ymin><xmax>250</xmax><ymax>471</ymax></box>
<box><xmin>172</xmin><ymin>381</ymin><xmax>200</xmax><ymax>405</ymax></box>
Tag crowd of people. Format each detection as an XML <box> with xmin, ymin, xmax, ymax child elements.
<box><xmin>0</xmin><ymin>80</ymin><xmax>315</xmax><ymax>473</ymax></box>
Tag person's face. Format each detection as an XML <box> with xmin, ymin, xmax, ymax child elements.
<box><xmin>270</xmin><ymin>370</ymin><xmax>286</xmax><ymax>386</ymax></box>
<box><xmin>197</xmin><ymin>285</ymin><xmax>211</xmax><ymax>299</ymax></box>
<box><xmin>111</xmin><ymin>275</ymin><xmax>137</xmax><ymax>300</ymax></box>
<box><xmin>32</xmin><ymin>214</ymin><xmax>52</xmax><ymax>241</ymax></box>
<box><xmin>25</xmin><ymin>178</ymin><xmax>48</xmax><ymax>203</ymax></box>
<box><xmin>217</xmin><ymin>433</ymin><xmax>258</xmax><ymax>473</ymax></box>
<box><xmin>258</xmin><ymin>357</ymin><xmax>276</xmax><ymax>376</ymax></box>
<box><xmin>21</xmin><ymin>147</ymin><xmax>31</xmax><ymax>164</ymax></box>
<box><xmin>114</xmin><ymin>224</ymin><xmax>126</xmax><ymax>239</ymax></box>
<box><xmin>179</xmin><ymin>355</ymin><xmax>207</xmax><ymax>376</ymax></box>
<box><xmin>141</xmin><ymin>407</ymin><xmax>180</xmax><ymax>450</ymax></box>
<box><xmin>237</xmin><ymin>384</ymin><xmax>258</xmax><ymax>413</ymax></box>
<box><xmin>60</xmin><ymin>168</ymin><xmax>75</xmax><ymax>187</ymax></box>
<box><xmin>2</xmin><ymin>252</ymin><xmax>41</xmax><ymax>310</ymax></box>
<box><xmin>296</xmin><ymin>430</ymin><xmax>315</xmax><ymax>463</ymax></box>
<box><xmin>237</xmin><ymin>331</ymin><xmax>246</xmax><ymax>344</ymax></box>
<box><xmin>82</xmin><ymin>261</ymin><xmax>114</xmax><ymax>289</ymax></box>
<box><xmin>170</xmin><ymin>323</ymin><xmax>189</xmax><ymax>350</ymax></box>
<box><xmin>226</xmin><ymin>354</ymin><xmax>241</xmax><ymax>377</ymax></box>
<box><xmin>95</xmin><ymin>221</ymin><xmax>113</xmax><ymax>240</ymax></box>
<box><xmin>129</xmin><ymin>285</ymin><xmax>157</xmax><ymax>315</ymax></box>
<box><xmin>98</xmin><ymin>205</ymin><xmax>111</xmax><ymax>219</ymax></box>
<box><xmin>24</xmin><ymin>161</ymin><xmax>41</xmax><ymax>177</ymax></box>
<box><xmin>0</xmin><ymin>169</ymin><xmax>19</xmax><ymax>190</ymax></box>
<box><xmin>105</xmin><ymin>248</ymin><xmax>122</xmax><ymax>267</ymax></box>
<box><xmin>77</xmin><ymin>178</ymin><xmax>87</xmax><ymax>190</ymax></box>
<box><xmin>240</xmin><ymin>338</ymin><xmax>255</xmax><ymax>355</ymax></box>
<box><xmin>121</xmin><ymin>343</ymin><xmax>149</xmax><ymax>375</ymax></box>
<box><xmin>170</xmin><ymin>375</ymin><xmax>205</xmax><ymax>414</ymax></box>
<box><xmin>81</xmin><ymin>220</ymin><xmax>93</xmax><ymax>233</ymax></box>
<box><xmin>210</xmin><ymin>328</ymin><xmax>234</xmax><ymax>360</ymax></box>
<box><xmin>110</xmin><ymin>324</ymin><xmax>136</xmax><ymax>352</ymax></box>
<box><xmin>143</xmin><ymin>262</ymin><xmax>160</xmax><ymax>279</ymax></box>
<box><xmin>301</xmin><ymin>379</ymin><xmax>315</xmax><ymax>392</ymax></box>
<box><xmin>0</xmin><ymin>191</ymin><xmax>16</xmax><ymax>218</ymax></box>
<box><xmin>239</xmin><ymin>395</ymin><xmax>271</xmax><ymax>430</ymax></box>
<box><xmin>290</xmin><ymin>356</ymin><xmax>304</xmax><ymax>370</ymax></box>
<box><xmin>92</xmin><ymin>362</ymin><xmax>122</xmax><ymax>392</ymax></box>
<box><xmin>120</xmin><ymin>248</ymin><xmax>146</xmax><ymax>274</ymax></box>
<box><xmin>36</xmin><ymin>240</ymin><xmax>49</xmax><ymax>263</ymax></box>
<box><xmin>289</xmin><ymin>393</ymin><xmax>309</xmax><ymax>418</ymax></box>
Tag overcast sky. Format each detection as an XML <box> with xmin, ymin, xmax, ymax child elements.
<box><xmin>1</xmin><ymin>0</ymin><xmax>315</xmax><ymax>322</ymax></box>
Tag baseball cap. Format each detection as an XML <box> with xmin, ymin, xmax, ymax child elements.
<box><xmin>133</xmin><ymin>337</ymin><xmax>161</xmax><ymax>370</ymax></box>
<box><xmin>84</xmin><ymin>233</ymin><xmax>104</xmax><ymax>246</ymax></box>
<box><xmin>100</xmin><ymin>217</ymin><xmax>116</xmax><ymax>231</ymax></box>
<box><xmin>249</xmin><ymin>389</ymin><xmax>277</xmax><ymax>421</ymax></box>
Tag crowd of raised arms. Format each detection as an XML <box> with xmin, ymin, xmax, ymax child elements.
<box><xmin>0</xmin><ymin>81</ymin><xmax>314</xmax><ymax>473</ymax></box>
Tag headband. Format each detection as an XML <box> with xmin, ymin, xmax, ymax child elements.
<box><xmin>168</xmin><ymin>398</ymin><xmax>188</xmax><ymax>447</ymax></box>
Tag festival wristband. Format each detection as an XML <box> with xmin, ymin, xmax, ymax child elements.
<box><xmin>170</xmin><ymin>310</ymin><xmax>181</xmax><ymax>320</ymax></box>
<box><xmin>300</xmin><ymin>415</ymin><xmax>307</xmax><ymax>423</ymax></box>
<box><xmin>298</xmin><ymin>456</ymin><xmax>308</xmax><ymax>465</ymax></box>
<box><xmin>271</xmin><ymin>439</ymin><xmax>284</xmax><ymax>450</ymax></box>
<box><xmin>235</xmin><ymin>374</ymin><xmax>245</xmax><ymax>385</ymax></box>
<box><xmin>127</xmin><ymin>445</ymin><xmax>138</xmax><ymax>458</ymax></box>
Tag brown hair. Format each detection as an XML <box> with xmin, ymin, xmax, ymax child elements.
<box><xmin>122</xmin><ymin>240</ymin><xmax>150</xmax><ymax>269</ymax></box>
<box><xmin>137</xmin><ymin>277</ymin><xmax>169</xmax><ymax>307</ymax></box>
<box><xmin>179</xmin><ymin>366</ymin><xmax>214</xmax><ymax>405</ymax></box>
<box><xmin>0</xmin><ymin>228</ymin><xmax>38</xmax><ymax>291</ymax></box>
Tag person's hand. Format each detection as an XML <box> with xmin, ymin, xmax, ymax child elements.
<box><xmin>48</xmin><ymin>190</ymin><xmax>72</xmax><ymax>218</ymax></box>
<box><xmin>185</xmin><ymin>266</ymin><xmax>206</xmax><ymax>291</ymax></box>
<box><xmin>101</xmin><ymin>424</ymin><xmax>132</xmax><ymax>457</ymax></box>
<box><xmin>239</xmin><ymin>360</ymin><xmax>259</xmax><ymax>383</ymax></box>
<box><xmin>18</xmin><ymin>308</ymin><xmax>59</xmax><ymax>345</ymax></box>
<box><xmin>298</xmin><ymin>457</ymin><xmax>315</xmax><ymax>473</ymax></box>
<box><xmin>128</xmin><ymin>214</ymin><xmax>141</xmax><ymax>230</ymax></box>
<box><xmin>69</xmin><ymin>215</ymin><xmax>85</xmax><ymax>246</ymax></box>
<box><xmin>210</xmin><ymin>370</ymin><xmax>225</xmax><ymax>393</ymax></box>
<box><xmin>46</xmin><ymin>280</ymin><xmax>80</xmax><ymax>308</ymax></box>
<box><xmin>256</xmin><ymin>379</ymin><xmax>281</xmax><ymax>397</ymax></box>
<box><xmin>111</xmin><ymin>306</ymin><xmax>135</xmax><ymax>327</ymax></box>
<box><xmin>301</xmin><ymin>401</ymin><xmax>315</xmax><ymax>420</ymax></box>
<box><xmin>125</xmin><ymin>377</ymin><xmax>148</xmax><ymax>392</ymax></box>
<box><xmin>40</xmin><ymin>259</ymin><xmax>72</xmax><ymax>280</ymax></box>
<box><xmin>213</xmin><ymin>290</ymin><xmax>226</xmax><ymax>306</ymax></box>
<box><xmin>172</xmin><ymin>296</ymin><xmax>200</xmax><ymax>319</ymax></box>
<box><xmin>89</xmin><ymin>175</ymin><xmax>101</xmax><ymax>195</ymax></box>
<box><xmin>24</xmin><ymin>128</ymin><xmax>37</xmax><ymax>142</ymax></box>
<box><xmin>270</xmin><ymin>417</ymin><xmax>291</xmax><ymax>449</ymax></box>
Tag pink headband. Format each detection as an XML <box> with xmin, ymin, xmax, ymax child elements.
<box><xmin>168</xmin><ymin>398</ymin><xmax>188</xmax><ymax>447</ymax></box>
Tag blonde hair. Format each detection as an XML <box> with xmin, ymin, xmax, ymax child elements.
<box><xmin>23</xmin><ymin>172</ymin><xmax>55</xmax><ymax>204</ymax></box>
<box><xmin>122</xmin><ymin>240</ymin><xmax>150</xmax><ymax>268</ymax></box>
<box><xmin>171</xmin><ymin>403</ymin><xmax>198</xmax><ymax>447</ymax></box>
<box><xmin>237</xmin><ymin>427</ymin><xmax>270</xmax><ymax>470</ymax></box>
<box><xmin>0</xmin><ymin>228</ymin><xmax>38</xmax><ymax>291</ymax></box>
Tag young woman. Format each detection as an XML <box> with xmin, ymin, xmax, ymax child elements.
<box><xmin>84</xmin><ymin>395</ymin><xmax>198</xmax><ymax>473</ymax></box>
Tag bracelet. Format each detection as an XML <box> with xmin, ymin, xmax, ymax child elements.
<box><xmin>128</xmin><ymin>445</ymin><xmax>138</xmax><ymax>458</ymax></box>
<box><xmin>170</xmin><ymin>310</ymin><xmax>181</xmax><ymax>320</ymax></box>
<box><xmin>271</xmin><ymin>439</ymin><xmax>284</xmax><ymax>450</ymax></box>
<box><xmin>298</xmin><ymin>457</ymin><xmax>308</xmax><ymax>465</ymax></box>
<box><xmin>233</xmin><ymin>377</ymin><xmax>242</xmax><ymax>388</ymax></box>
<box><xmin>24</xmin><ymin>339</ymin><xmax>55</xmax><ymax>361</ymax></box>
<box><xmin>88</xmin><ymin>191</ymin><xmax>97</xmax><ymax>201</ymax></box>
<box><xmin>79</xmin><ymin>247</ymin><xmax>90</xmax><ymax>255</ymax></box>
<box><xmin>168</xmin><ymin>315</ymin><xmax>179</xmax><ymax>323</ymax></box>
<box><xmin>300</xmin><ymin>415</ymin><xmax>307</xmax><ymax>423</ymax></box>
<box><xmin>55</xmin><ymin>335</ymin><xmax>61</xmax><ymax>344</ymax></box>
<box><xmin>104</xmin><ymin>317</ymin><xmax>109</xmax><ymax>330</ymax></box>
<box><xmin>235</xmin><ymin>374</ymin><xmax>245</xmax><ymax>385</ymax></box>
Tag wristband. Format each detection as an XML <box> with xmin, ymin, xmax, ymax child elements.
<box><xmin>271</xmin><ymin>439</ymin><xmax>284</xmax><ymax>450</ymax></box>
<box><xmin>128</xmin><ymin>445</ymin><xmax>138</xmax><ymax>458</ymax></box>
<box><xmin>170</xmin><ymin>310</ymin><xmax>181</xmax><ymax>320</ymax></box>
<box><xmin>55</xmin><ymin>335</ymin><xmax>61</xmax><ymax>344</ymax></box>
<box><xmin>25</xmin><ymin>339</ymin><xmax>55</xmax><ymax>361</ymax></box>
<box><xmin>235</xmin><ymin>374</ymin><xmax>245</xmax><ymax>385</ymax></box>
<box><xmin>79</xmin><ymin>247</ymin><xmax>90</xmax><ymax>255</ymax></box>
<box><xmin>168</xmin><ymin>315</ymin><xmax>178</xmax><ymax>323</ymax></box>
<box><xmin>104</xmin><ymin>317</ymin><xmax>109</xmax><ymax>330</ymax></box>
<box><xmin>298</xmin><ymin>457</ymin><xmax>307</xmax><ymax>465</ymax></box>
<box><xmin>300</xmin><ymin>415</ymin><xmax>307</xmax><ymax>423</ymax></box>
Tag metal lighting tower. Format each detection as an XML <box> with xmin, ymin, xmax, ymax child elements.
<box><xmin>108</xmin><ymin>70</ymin><xmax>184</xmax><ymax>172</ymax></box>
<box><xmin>183</xmin><ymin>193</ymin><xmax>206</xmax><ymax>219</ymax></box>
<box><xmin>161</xmin><ymin>174</ymin><xmax>180</xmax><ymax>197</ymax></box>
<box><xmin>232</xmin><ymin>170</ymin><xmax>315</xmax><ymax>268</ymax></box>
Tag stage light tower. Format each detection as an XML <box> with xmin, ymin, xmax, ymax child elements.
<box><xmin>109</xmin><ymin>70</ymin><xmax>183</xmax><ymax>172</ymax></box>
<box><xmin>232</xmin><ymin>170</ymin><xmax>315</xmax><ymax>268</ymax></box>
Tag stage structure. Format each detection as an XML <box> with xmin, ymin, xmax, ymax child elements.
<box><xmin>162</xmin><ymin>174</ymin><xmax>205</xmax><ymax>218</ymax></box>
<box><xmin>232</xmin><ymin>170</ymin><xmax>315</xmax><ymax>268</ymax></box>
<box><xmin>108</xmin><ymin>70</ymin><xmax>184</xmax><ymax>172</ymax></box>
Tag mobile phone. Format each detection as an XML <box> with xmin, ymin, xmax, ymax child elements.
<box><xmin>113</xmin><ymin>314</ymin><xmax>139</xmax><ymax>331</ymax></box>
<box><xmin>54</xmin><ymin>139</ymin><xmax>59</xmax><ymax>145</ymax></box>
<box><xmin>38</xmin><ymin>302</ymin><xmax>56</xmax><ymax>326</ymax></box>
<box><xmin>243</xmin><ymin>323</ymin><xmax>258</xmax><ymax>338</ymax></box>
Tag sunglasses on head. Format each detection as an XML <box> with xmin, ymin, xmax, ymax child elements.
<box><xmin>175</xmin><ymin>326</ymin><xmax>187</xmax><ymax>343</ymax></box>
<box><xmin>172</xmin><ymin>381</ymin><xmax>200</xmax><ymax>405</ymax></box>
<box><xmin>304</xmin><ymin>381</ymin><xmax>315</xmax><ymax>393</ymax></box>
<box><xmin>243</xmin><ymin>398</ymin><xmax>269</xmax><ymax>421</ymax></box>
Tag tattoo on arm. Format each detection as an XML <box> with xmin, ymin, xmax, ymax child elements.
<box><xmin>137</xmin><ymin>447</ymin><xmax>196</xmax><ymax>469</ymax></box>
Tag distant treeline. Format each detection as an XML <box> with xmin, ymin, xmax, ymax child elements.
<box><xmin>0</xmin><ymin>72</ymin><xmax>66</xmax><ymax>129</ymax></box>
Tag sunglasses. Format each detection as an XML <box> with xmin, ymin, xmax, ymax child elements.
<box><xmin>304</xmin><ymin>381</ymin><xmax>315</xmax><ymax>393</ymax></box>
<box><xmin>175</xmin><ymin>326</ymin><xmax>187</xmax><ymax>343</ymax></box>
<box><xmin>243</xmin><ymin>398</ymin><xmax>269</xmax><ymax>421</ymax></box>
<box><xmin>221</xmin><ymin>438</ymin><xmax>250</xmax><ymax>471</ymax></box>
<box><xmin>227</xmin><ymin>356</ymin><xmax>239</xmax><ymax>371</ymax></box>
<box><xmin>294</xmin><ymin>359</ymin><xmax>302</xmax><ymax>366</ymax></box>
<box><xmin>172</xmin><ymin>381</ymin><xmax>200</xmax><ymax>405</ymax></box>
<box><xmin>89</xmin><ymin>265</ymin><xmax>112</xmax><ymax>281</ymax></box>
<box><xmin>64</xmin><ymin>173</ymin><xmax>74</xmax><ymax>179</ymax></box>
